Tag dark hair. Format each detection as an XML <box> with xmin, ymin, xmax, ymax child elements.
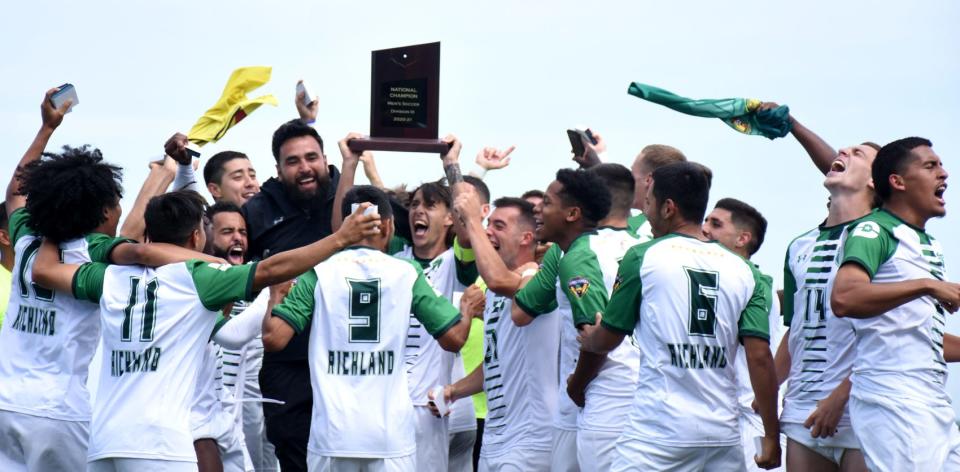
<box><xmin>492</xmin><ymin>197</ymin><xmax>536</xmax><ymax>230</ymax></box>
<box><xmin>144</xmin><ymin>190</ymin><xmax>208</xmax><ymax>245</ymax></box>
<box><xmin>20</xmin><ymin>145</ymin><xmax>123</xmax><ymax>241</ymax></box>
<box><xmin>342</xmin><ymin>185</ymin><xmax>394</xmax><ymax>220</ymax></box>
<box><xmin>271</xmin><ymin>119</ymin><xmax>324</xmax><ymax>162</ymax></box>
<box><xmin>651</xmin><ymin>162</ymin><xmax>710</xmax><ymax>224</ymax></box>
<box><xmin>873</xmin><ymin>137</ymin><xmax>933</xmax><ymax>201</ymax></box>
<box><xmin>588</xmin><ymin>163</ymin><xmax>634</xmax><ymax>217</ymax></box>
<box><xmin>410</xmin><ymin>180</ymin><xmax>452</xmax><ymax>209</ymax></box>
<box><xmin>521</xmin><ymin>189</ymin><xmax>544</xmax><ymax>201</ymax></box>
<box><xmin>206</xmin><ymin>201</ymin><xmax>243</xmax><ymax>221</ymax></box>
<box><xmin>203</xmin><ymin>151</ymin><xmax>249</xmax><ymax>186</ymax></box>
<box><xmin>714</xmin><ymin>197</ymin><xmax>768</xmax><ymax>256</ymax></box>
<box><xmin>0</xmin><ymin>201</ymin><xmax>8</xmax><ymax>233</ymax></box>
<box><xmin>463</xmin><ymin>175</ymin><xmax>491</xmax><ymax>204</ymax></box>
<box><xmin>555</xmin><ymin>168</ymin><xmax>611</xmax><ymax>224</ymax></box>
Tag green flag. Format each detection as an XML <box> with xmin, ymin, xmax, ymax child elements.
<box><xmin>627</xmin><ymin>82</ymin><xmax>792</xmax><ymax>139</ymax></box>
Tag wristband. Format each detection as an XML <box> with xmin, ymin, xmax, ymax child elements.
<box><xmin>520</xmin><ymin>268</ymin><xmax>538</xmax><ymax>279</ymax></box>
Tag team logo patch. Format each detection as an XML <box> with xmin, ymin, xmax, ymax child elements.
<box><xmin>852</xmin><ymin>221</ymin><xmax>880</xmax><ymax>239</ymax></box>
<box><xmin>612</xmin><ymin>274</ymin><xmax>623</xmax><ymax>293</ymax></box>
<box><xmin>568</xmin><ymin>277</ymin><xmax>590</xmax><ymax>298</ymax></box>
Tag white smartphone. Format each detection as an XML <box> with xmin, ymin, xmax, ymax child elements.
<box><xmin>50</xmin><ymin>83</ymin><xmax>79</xmax><ymax>113</ymax></box>
<box><xmin>351</xmin><ymin>203</ymin><xmax>378</xmax><ymax>216</ymax></box>
<box><xmin>296</xmin><ymin>80</ymin><xmax>314</xmax><ymax>105</ymax></box>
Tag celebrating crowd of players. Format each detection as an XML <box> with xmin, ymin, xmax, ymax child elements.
<box><xmin>0</xmin><ymin>85</ymin><xmax>954</xmax><ymax>472</ymax></box>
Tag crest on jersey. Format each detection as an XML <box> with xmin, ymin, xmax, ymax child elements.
<box><xmin>851</xmin><ymin>221</ymin><xmax>880</xmax><ymax>239</ymax></box>
<box><xmin>612</xmin><ymin>274</ymin><xmax>623</xmax><ymax>293</ymax></box>
<box><xmin>568</xmin><ymin>276</ymin><xmax>590</xmax><ymax>298</ymax></box>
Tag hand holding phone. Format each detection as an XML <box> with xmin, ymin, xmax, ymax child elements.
<box><xmin>50</xmin><ymin>84</ymin><xmax>79</xmax><ymax>113</ymax></box>
<box><xmin>296</xmin><ymin>80</ymin><xmax>315</xmax><ymax>106</ymax></box>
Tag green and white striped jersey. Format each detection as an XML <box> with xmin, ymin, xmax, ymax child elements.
<box><xmin>480</xmin><ymin>292</ymin><xmax>559</xmax><ymax>457</ymax></box>
<box><xmin>73</xmin><ymin>259</ymin><xmax>256</xmax><ymax>462</ymax></box>
<box><xmin>0</xmin><ymin>209</ymin><xmax>127</xmax><ymax>421</ymax></box>
<box><xmin>272</xmin><ymin>246</ymin><xmax>461</xmax><ymax>458</ymax></box>
<box><xmin>839</xmin><ymin>209</ymin><xmax>949</xmax><ymax>404</ymax></box>
<box><xmin>603</xmin><ymin>234</ymin><xmax>771</xmax><ymax>447</ymax></box>
<box><xmin>780</xmin><ymin>221</ymin><xmax>859</xmax><ymax>425</ymax></box>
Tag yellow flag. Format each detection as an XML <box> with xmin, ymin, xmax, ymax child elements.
<box><xmin>187</xmin><ymin>66</ymin><xmax>278</xmax><ymax>146</ymax></box>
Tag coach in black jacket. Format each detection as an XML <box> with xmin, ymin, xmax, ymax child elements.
<box><xmin>242</xmin><ymin>118</ymin><xmax>340</xmax><ymax>471</ymax></box>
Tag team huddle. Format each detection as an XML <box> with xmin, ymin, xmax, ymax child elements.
<box><xmin>0</xmin><ymin>85</ymin><xmax>955</xmax><ymax>472</ymax></box>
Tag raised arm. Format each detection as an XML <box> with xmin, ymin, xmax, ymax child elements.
<box><xmin>118</xmin><ymin>157</ymin><xmax>177</xmax><ymax>241</ymax></box>
<box><xmin>331</xmin><ymin>132</ymin><xmax>364</xmax><ymax>231</ymax></box>
<box><xmin>469</xmin><ymin>145</ymin><xmax>515</xmax><ymax>179</ymax></box>
<box><xmin>109</xmin><ymin>241</ymin><xmax>221</xmax><ymax>267</ymax></box>
<box><xmin>440</xmin><ymin>135</ymin><xmax>464</xmax><ymax>185</ymax></box>
<box><xmin>760</xmin><ymin>102</ymin><xmax>835</xmax><ymax>174</ymax></box>
<box><xmin>359</xmin><ymin>152</ymin><xmax>385</xmax><ymax>188</ymax></box>
<box><xmin>252</xmin><ymin>204</ymin><xmax>380</xmax><ymax>291</ymax></box>
<box><xmin>7</xmin><ymin>88</ymin><xmax>71</xmax><ymax>217</ymax></box>
<box><xmin>452</xmin><ymin>189</ymin><xmax>521</xmax><ymax>296</ymax></box>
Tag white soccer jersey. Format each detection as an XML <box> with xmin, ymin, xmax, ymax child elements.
<box><xmin>0</xmin><ymin>209</ymin><xmax>126</xmax><ymax>421</ymax></box>
<box><xmin>480</xmin><ymin>292</ymin><xmax>559</xmax><ymax>458</ymax></box>
<box><xmin>516</xmin><ymin>228</ymin><xmax>642</xmax><ymax>433</ymax></box>
<box><xmin>272</xmin><ymin>247</ymin><xmax>462</xmax><ymax>459</ymax></box>
<box><xmin>72</xmin><ymin>259</ymin><xmax>256</xmax><ymax>462</ymax></box>
<box><xmin>840</xmin><ymin>209</ymin><xmax>950</xmax><ymax>402</ymax></box>
<box><xmin>603</xmin><ymin>234</ymin><xmax>771</xmax><ymax>447</ymax></box>
<box><xmin>394</xmin><ymin>246</ymin><xmax>472</xmax><ymax>406</ymax></box>
<box><xmin>781</xmin><ymin>223</ymin><xmax>858</xmax><ymax>425</ymax></box>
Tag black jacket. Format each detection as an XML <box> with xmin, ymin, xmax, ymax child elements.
<box><xmin>241</xmin><ymin>165</ymin><xmax>340</xmax><ymax>363</ymax></box>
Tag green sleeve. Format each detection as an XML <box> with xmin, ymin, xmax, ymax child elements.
<box><xmin>271</xmin><ymin>269</ymin><xmax>318</xmax><ymax>334</ymax></box>
<box><xmin>739</xmin><ymin>265</ymin><xmax>772</xmax><ymax>340</ymax></box>
<box><xmin>84</xmin><ymin>233</ymin><xmax>137</xmax><ymax>263</ymax></box>
<box><xmin>558</xmin><ymin>244</ymin><xmax>610</xmax><ymax>327</ymax></box>
<box><xmin>514</xmin><ymin>244</ymin><xmax>561</xmax><ymax>316</ymax></box>
<box><xmin>409</xmin><ymin>260</ymin><xmax>462</xmax><ymax>338</ymax></box>
<box><xmin>840</xmin><ymin>220</ymin><xmax>896</xmax><ymax>278</ymax></box>
<box><xmin>188</xmin><ymin>260</ymin><xmax>258</xmax><ymax>311</ymax></box>
<box><xmin>387</xmin><ymin>235</ymin><xmax>411</xmax><ymax>255</ymax></box>
<box><xmin>72</xmin><ymin>262</ymin><xmax>107</xmax><ymax>302</ymax></box>
<box><xmin>453</xmin><ymin>237</ymin><xmax>479</xmax><ymax>287</ymax></box>
<box><xmin>781</xmin><ymin>248</ymin><xmax>797</xmax><ymax>327</ymax></box>
<box><xmin>601</xmin><ymin>245</ymin><xmax>644</xmax><ymax>334</ymax></box>
<box><xmin>8</xmin><ymin>208</ymin><xmax>33</xmax><ymax>244</ymax></box>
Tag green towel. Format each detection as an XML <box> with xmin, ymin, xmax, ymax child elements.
<box><xmin>627</xmin><ymin>82</ymin><xmax>792</xmax><ymax>139</ymax></box>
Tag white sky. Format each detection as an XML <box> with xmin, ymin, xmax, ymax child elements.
<box><xmin>3</xmin><ymin>0</ymin><xmax>960</xmax><ymax>409</ymax></box>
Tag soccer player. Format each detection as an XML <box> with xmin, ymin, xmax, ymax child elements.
<box><xmin>32</xmin><ymin>190</ymin><xmax>380</xmax><ymax>471</ymax></box>
<box><xmin>580</xmin><ymin>162</ymin><xmax>781</xmax><ymax>471</ymax></box>
<box><xmin>831</xmin><ymin>137</ymin><xmax>960</xmax><ymax>471</ymax></box>
<box><xmin>0</xmin><ymin>204</ymin><xmax>12</xmax><ymax>328</ymax></box>
<box><xmin>765</xmin><ymin>105</ymin><xmax>877</xmax><ymax>471</ymax></box>
<box><xmin>702</xmin><ymin>197</ymin><xmax>786</xmax><ymax>471</ymax></box>
<box><xmin>512</xmin><ymin>164</ymin><xmax>641</xmax><ymax>472</ymax></box>
<box><xmin>441</xmin><ymin>191</ymin><xmax>559</xmax><ymax>471</ymax></box>
<box><xmin>203</xmin><ymin>150</ymin><xmax>261</xmax><ymax>207</ymax></box>
<box><xmin>262</xmin><ymin>185</ymin><xmax>471</xmax><ymax>472</ymax></box>
<box><xmin>628</xmin><ymin>144</ymin><xmax>687</xmax><ymax>240</ymax></box>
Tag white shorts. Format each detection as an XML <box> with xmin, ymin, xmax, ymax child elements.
<box><xmin>414</xmin><ymin>405</ymin><xmax>449</xmax><ymax>472</ymax></box>
<box><xmin>478</xmin><ymin>448</ymin><xmax>552</xmax><ymax>471</ymax></box>
<box><xmin>242</xmin><ymin>400</ymin><xmax>278</xmax><ymax>471</ymax></box>
<box><xmin>781</xmin><ymin>421</ymin><xmax>857</xmax><ymax>465</ymax></box>
<box><xmin>577</xmin><ymin>429</ymin><xmax>619</xmax><ymax>472</ymax></box>
<box><xmin>88</xmin><ymin>458</ymin><xmax>198</xmax><ymax>472</ymax></box>
<box><xmin>551</xmin><ymin>428</ymin><xmax>579</xmax><ymax>472</ymax></box>
<box><xmin>307</xmin><ymin>454</ymin><xmax>415</xmax><ymax>472</ymax></box>
<box><xmin>192</xmin><ymin>410</ymin><xmax>253</xmax><ymax>472</ymax></box>
<box><xmin>850</xmin><ymin>393</ymin><xmax>960</xmax><ymax>472</ymax></box>
<box><xmin>449</xmin><ymin>429</ymin><xmax>476</xmax><ymax>472</ymax></box>
<box><xmin>610</xmin><ymin>438</ymin><xmax>742</xmax><ymax>472</ymax></box>
<box><xmin>740</xmin><ymin>413</ymin><xmax>785</xmax><ymax>471</ymax></box>
<box><xmin>0</xmin><ymin>409</ymin><xmax>88</xmax><ymax>472</ymax></box>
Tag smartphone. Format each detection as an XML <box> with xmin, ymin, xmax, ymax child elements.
<box><xmin>566</xmin><ymin>128</ymin><xmax>597</xmax><ymax>156</ymax></box>
<box><xmin>50</xmin><ymin>83</ymin><xmax>79</xmax><ymax>113</ymax></box>
<box><xmin>296</xmin><ymin>80</ymin><xmax>314</xmax><ymax>106</ymax></box>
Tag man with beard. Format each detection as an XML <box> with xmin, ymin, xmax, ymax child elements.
<box><xmin>241</xmin><ymin>118</ymin><xmax>341</xmax><ymax>471</ymax></box>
